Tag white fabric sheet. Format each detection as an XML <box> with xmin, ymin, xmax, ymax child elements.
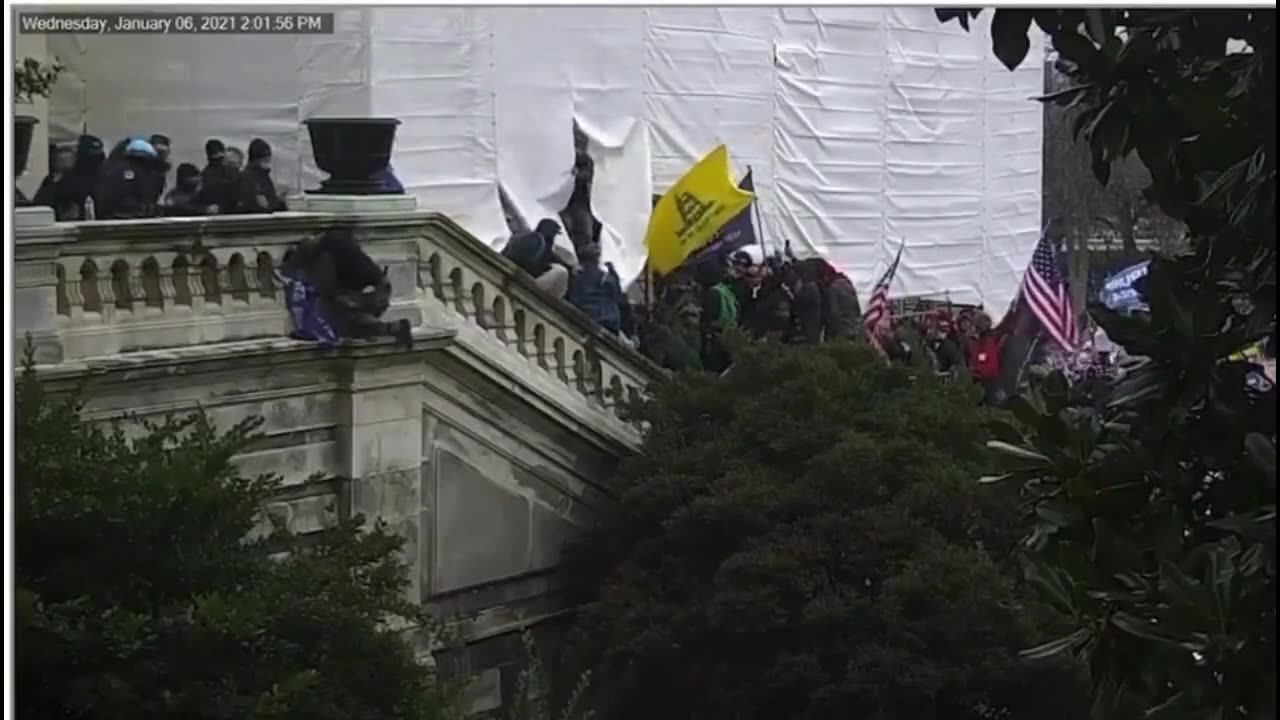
<box><xmin>46</xmin><ymin>7</ymin><xmax>1042</xmax><ymax>312</ymax></box>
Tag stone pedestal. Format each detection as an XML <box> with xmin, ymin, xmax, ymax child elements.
<box><xmin>15</xmin><ymin>206</ymin><xmax>56</xmax><ymax>228</ymax></box>
<box><xmin>292</xmin><ymin>193</ymin><xmax>418</xmax><ymax>214</ymax></box>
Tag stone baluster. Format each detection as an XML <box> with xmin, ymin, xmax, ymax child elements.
<box><xmin>12</xmin><ymin>211</ymin><xmax>76</xmax><ymax>362</ymax></box>
<box><xmin>128</xmin><ymin>263</ymin><xmax>148</xmax><ymax>308</ymax></box>
<box><xmin>62</xmin><ymin>261</ymin><xmax>84</xmax><ymax>315</ymax></box>
<box><xmin>97</xmin><ymin>263</ymin><xmax>117</xmax><ymax>308</ymax></box>
<box><xmin>159</xmin><ymin>268</ymin><xmax>178</xmax><ymax>304</ymax></box>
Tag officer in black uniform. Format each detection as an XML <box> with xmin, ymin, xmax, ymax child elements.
<box><xmin>95</xmin><ymin>138</ymin><xmax>164</xmax><ymax>219</ymax></box>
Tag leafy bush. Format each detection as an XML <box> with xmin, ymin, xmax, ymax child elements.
<box><xmin>14</xmin><ymin>355</ymin><xmax>452</xmax><ymax>720</ymax></box>
<box><xmin>562</xmin><ymin>341</ymin><xmax>1087</xmax><ymax>720</ymax></box>
<box><xmin>507</xmin><ymin>629</ymin><xmax>594</xmax><ymax>720</ymax></box>
<box><xmin>940</xmin><ymin>9</ymin><xmax>1276</xmax><ymax>718</ymax></box>
<box><xmin>14</xmin><ymin>57</ymin><xmax>64</xmax><ymax>103</ymax></box>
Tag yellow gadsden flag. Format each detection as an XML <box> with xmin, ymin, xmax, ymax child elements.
<box><xmin>645</xmin><ymin>145</ymin><xmax>755</xmax><ymax>274</ymax></box>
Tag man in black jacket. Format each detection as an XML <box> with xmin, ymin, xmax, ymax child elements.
<box><xmin>195</xmin><ymin>139</ymin><xmax>240</xmax><ymax>214</ymax></box>
<box><xmin>57</xmin><ymin>135</ymin><xmax>106</xmax><ymax>220</ymax></box>
<box><xmin>281</xmin><ymin>227</ymin><xmax>412</xmax><ymax>349</ymax></box>
<box><xmin>32</xmin><ymin>145</ymin><xmax>79</xmax><ymax>220</ymax></box>
<box><xmin>501</xmin><ymin>218</ymin><xmax>572</xmax><ymax>298</ymax></box>
<box><xmin>235</xmin><ymin>138</ymin><xmax>286</xmax><ymax>214</ymax></box>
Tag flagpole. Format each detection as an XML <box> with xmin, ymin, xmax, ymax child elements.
<box><xmin>747</xmin><ymin>164</ymin><xmax>767</xmax><ymax>259</ymax></box>
<box><xmin>643</xmin><ymin>261</ymin><xmax>655</xmax><ymax>329</ymax></box>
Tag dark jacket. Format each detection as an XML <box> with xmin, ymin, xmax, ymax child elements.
<box><xmin>162</xmin><ymin>187</ymin><xmax>206</xmax><ymax>217</ymax></box>
<box><xmin>568</xmin><ymin>263</ymin><xmax>624</xmax><ymax>333</ymax></box>
<box><xmin>822</xmin><ymin>275</ymin><xmax>862</xmax><ymax>340</ymax></box>
<box><xmin>501</xmin><ymin>231</ymin><xmax>558</xmax><ymax>277</ymax></box>
<box><xmin>195</xmin><ymin>161</ymin><xmax>240</xmax><ymax>213</ymax></box>
<box><xmin>790</xmin><ymin>280</ymin><xmax>824</xmax><ymax>344</ymax></box>
<box><xmin>932</xmin><ymin>333</ymin><xmax>967</xmax><ymax>374</ymax></box>
<box><xmin>94</xmin><ymin>157</ymin><xmax>161</xmax><ymax>220</ymax></box>
<box><xmin>285</xmin><ymin>229</ymin><xmax>386</xmax><ymax>297</ymax></box>
<box><xmin>234</xmin><ymin>165</ymin><xmax>285</xmax><ymax>214</ymax></box>
<box><xmin>60</xmin><ymin>152</ymin><xmax>106</xmax><ymax>220</ymax></box>
<box><xmin>32</xmin><ymin>173</ymin><xmax>81</xmax><ymax>221</ymax></box>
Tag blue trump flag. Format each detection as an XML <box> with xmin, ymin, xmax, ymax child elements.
<box><xmin>1099</xmin><ymin>260</ymin><xmax>1150</xmax><ymax>314</ymax></box>
<box><xmin>684</xmin><ymin>169</ymin><xmax>758</xmax><ymax>267</ymax></box>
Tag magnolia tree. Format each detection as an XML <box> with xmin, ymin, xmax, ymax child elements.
<box><xmin>14</xmin><ymin>354</ymin><xmax>453</xmax><ymax>720</ymax></box>
<box><xmin>940</xmin><ymin>9</ymin><xmax>1276</xmax><ymax>718</ymax></box>
<box><xmin>562</xmin><ymin>340</ymin><xmax>1088</xmax><ymax>720</ymax></box>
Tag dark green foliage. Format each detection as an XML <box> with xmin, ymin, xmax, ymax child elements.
<box><xmin>14</xmin><ymin>357</ymin><xmax>450</xmax><ymax>720</ymax></box>
<box><xmin>563</xmin><ymin>341</ymin><xmax>1087</xmax><ymax>720</ymax></box>
<box><xmin>940</xmin><ymin>9</ymin><xmax>1277</xmax><ymax>718</ymax></box>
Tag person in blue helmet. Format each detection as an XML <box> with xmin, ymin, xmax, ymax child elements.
<box><xmin>95</xmin><ymin>137</ymin><xmax>165</xmax><ymax>219</ymax></box>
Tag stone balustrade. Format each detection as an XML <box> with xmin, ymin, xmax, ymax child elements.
<box><xmin>416</xmin><ymin>214</ymin><xmax>661</xmax><ymax>416</ymax></box>
<box><xmin>12</xmin><ymin>203</ymin><xmax>661</xmax><ymax>424</ymax></box>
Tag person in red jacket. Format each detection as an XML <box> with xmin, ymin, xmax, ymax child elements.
<box><xmin>968</xmin><ymin>313</ymin><xmax>1005</xmax><ymax>404</ymax></box>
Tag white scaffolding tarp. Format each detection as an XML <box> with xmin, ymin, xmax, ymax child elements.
<box><xmin>46</xmin><ymin>7</ymin><xmax>1043</xmax><ymax>312</ymax></box>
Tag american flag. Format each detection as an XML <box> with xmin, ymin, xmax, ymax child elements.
<box><xmin>863</xmin><ymin>240</ymin><xmax>905</xmax><ymax>348</ymax></box>
<box><xmin>1020</xmin><ymin>231</ymin><xmax>1077</xmax><ymax>351</ymax></box>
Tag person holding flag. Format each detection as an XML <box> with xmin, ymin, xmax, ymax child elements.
<box><xmin>985</xmin><ymin>227</ymin><xmax>1080</xmax><ymax>403</ymax></box>
<box><xmin>862</xmin><ymin>239</ymin><xmax>906</xmax><ymax>361</ymax></box>
<box><xmin>1019</xmin><ymin>230</ymin><xmax>1078</xmax><ymax>353</ymax></box>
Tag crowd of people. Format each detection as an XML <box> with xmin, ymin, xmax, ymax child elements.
<box><xmin>29</xmin><ymin>133</ymin><xmax>288</xmax><ymax>221</ymax></box>
<box><xmin>496</xmin><ymin>214</ymin><xmax>1034</xmax><ymax>404</ymax></box>
<box><xmin>641</xmin><ymin>248</ymin><xmax>1018</xmax><ymax>394</ymax></box>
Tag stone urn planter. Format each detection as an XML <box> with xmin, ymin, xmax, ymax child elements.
<box><xmin>304</xmin><ymin>117</ymin><xmax>401</xmax><ymax>195</ymax></box>
<box><xmin>14</xmin><ymin>115</ymin><xmax>39</xmax><ymax>205</ymax></box>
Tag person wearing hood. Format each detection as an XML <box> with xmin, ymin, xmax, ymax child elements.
<box><xmin>501</xmin><ymin>218</ymin><xmax>573</xmax><ymax>298</ymax></box>
<box><xmin>32</xmin><ymin>145</ymin><xmax>80</xmax><ymax>220</ymax></box>
<box><xmin>234</xmin><ymin>138</ymin><xmax>286</xmax><ymax>214</ymax></box>
<box><xmin>56</xmin><ymin>135</ymin><xmax>106</xmax><ymax>220</ymax></box>
<box><xmin>95</xmin><ymin>137</ymin><xmax>165</xmax><ymax>219</ymax></box>
<box><xmin>279</xmin><ymin>227</ymin><xmax>414</xmax><ymax>350</ymax></box>
<box><xmin>163</xmin><ymin>163</ymin><xmax>205</xmax><ymax>216</ymax></box>
<box><xmin>815</xmin><ymin>260</ymin><xmax>862</xmax><ymax>341</ymax></box>
<box><xmin>194</xmin><ymin>139</ymin><xmax>240</xmax><ymax>214</ymax></box>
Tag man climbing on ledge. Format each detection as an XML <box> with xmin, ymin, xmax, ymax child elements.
<box><xmin>501</xmin><ymin>218</ymin><xmax>573</xmax><ymax>299</ymax></box>
<box><xmin>278</xmin><ymin>227</ymin><xmax>414</xmax><ymax>350</ymax></box>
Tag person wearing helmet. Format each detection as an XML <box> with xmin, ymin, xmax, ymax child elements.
<box><xmin>94</xmin><ymin>137</ymin><xmax>164</xmax><ymax>219</ymax></box>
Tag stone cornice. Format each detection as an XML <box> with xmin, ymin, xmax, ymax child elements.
<box><xmin>29</xmin><ymin>328</ymin><xmax>457</xmax><ymax>385</ymax></box>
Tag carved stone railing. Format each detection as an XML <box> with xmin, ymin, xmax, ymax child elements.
<box><xmin>13</xmin><ymin>211</ymin><xmax>423</xmax><ymax>363</ymax></box>
<box><xmin>416</xmin><ymin>213</ymin><xmax>664</xmax><ymax>417</ymax></box>
<box><xmin>12</xmin><ymin>205</ymin><xmax>661</xmax><ymax>423</ymax></box>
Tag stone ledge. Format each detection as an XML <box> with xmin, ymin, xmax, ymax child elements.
<box><xmin>14</xmin><ymin>209</ymin><xmax>438</xmax><ymax>248</ymax></box>
<box><xmin>290</xmin><ymin>193</ymin><xmax>419</xmax><ymax>214</ymax></box>
<box><xmin>15</xmin><ymin>206</ymin><xmax>56</xmax><ymax>228</ymax></box>
<box><xmin>28</xmin><ymin>327</ymin><xmax>457</xmax><ymax>382</ymax></box>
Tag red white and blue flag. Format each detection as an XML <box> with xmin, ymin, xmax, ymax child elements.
<box><xmin>1020</xmin><ymin>231</ymin><xmax>1077</xmax><ymax>351</ymax></box>
<box><xmin>863</xmin><ymin>239</ymin><xmax>905</xmax><ymax>355</ymax></box>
